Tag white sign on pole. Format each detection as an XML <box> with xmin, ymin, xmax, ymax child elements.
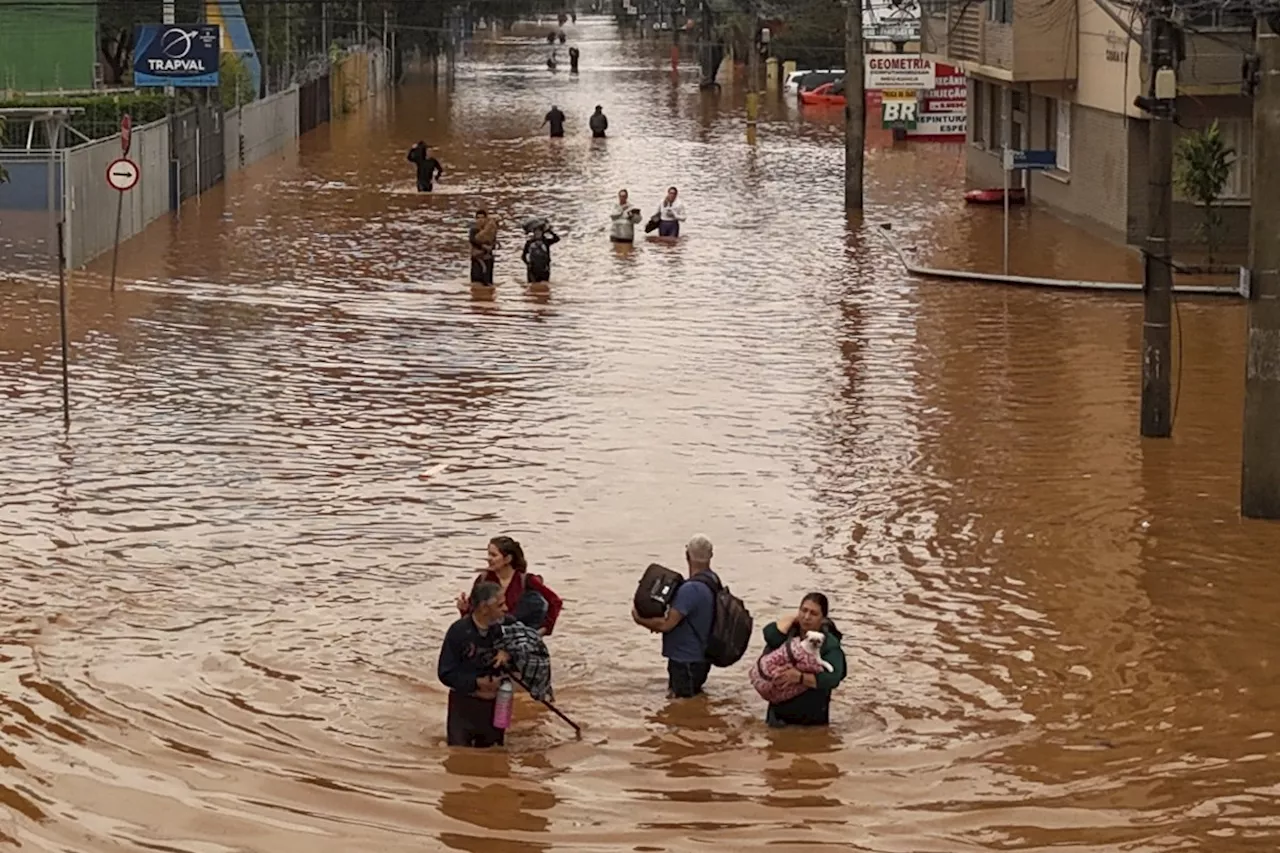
<box><xmin>106</xmin><ymin>158</ymin><xmax>140</xmax><ymax>192</ymax></box>
<box><xmin>865</xmin><ymin>54</ymin><xmax>937</xmax><ymax>90</ymax></box>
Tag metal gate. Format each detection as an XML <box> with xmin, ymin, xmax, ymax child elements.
<box><xmin>169</xmin><ymin>102</ymin><xmax>225</xmax><ymax>209</ymax></box>
<box><xmin>299</xmin><ymin>74</ymin><xmax>332</xmax><ymax>134</ymax></box>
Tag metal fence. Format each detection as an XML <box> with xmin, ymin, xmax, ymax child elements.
<box><xmin>299</xmin><ymin>74</ymin><xmax>331</xmax><ymax>134</ymax></box>
<box><xmin>63</xmin><ymin>117</ymin><xmax>169</xmax><ymax>269</ymax></box>
<box><xmin>169</xmin><ymin>104</ymin><xmax>225</xmax><ymax>208</ymax></box>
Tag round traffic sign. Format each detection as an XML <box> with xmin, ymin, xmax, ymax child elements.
<box><xmin>106</xmin><ymin>158</ymin><xmax>139</xmax><ymax>192</ymax></box>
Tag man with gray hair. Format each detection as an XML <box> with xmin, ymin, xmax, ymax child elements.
<box><xmin>632</xmin><ymin>535</ymin><xmax>721</xmax><ymax>698</ymax></box>
<box><xmin>438</xmin><ymin>581</ymin><xmax>510</xmax><ymax>747</ymax></box>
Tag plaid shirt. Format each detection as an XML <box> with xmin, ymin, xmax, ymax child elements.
<box><xmin>496</xmin><ymin>619</ymin><xmax>554</xmax><ymax>702</ymax></box>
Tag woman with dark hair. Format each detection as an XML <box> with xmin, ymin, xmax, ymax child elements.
<box><xmin>760</xmin><ymin>592</ymin><xmax>846</xmax><ymax>727</ymax></box>
<box><xmin>455</xmin><ymin>536</ymin><xmax>564</xmax><ymax>636</ymax></box>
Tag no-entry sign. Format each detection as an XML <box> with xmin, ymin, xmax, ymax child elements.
<box><xmin>106</xmin><ymin>158</ymin><xmax>140</xmax><ymax>192</ymax></box>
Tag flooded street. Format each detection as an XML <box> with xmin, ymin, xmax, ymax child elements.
<box><xmin>5</xmin><ymin>17</ymin><xmax>1280</xmax><ymax>852</ymax></box>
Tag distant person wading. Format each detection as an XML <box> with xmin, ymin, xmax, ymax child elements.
<box><xmin>589</xmin><ymin>105</ymin><xmax>608</xmax><ymax>138</ymax></box>
<box><xmin>468</xmin><ymin>210</ymin><xmax>499</xmax><ymax>285</ymax></box>
<box><xmin>544</xmin><ymin>105</ymin><xmax>567</xmax><ymax>138</ymax></box>
<box><xmin>610</xmin><ymin>189</ymin><xmax>641</xmax><ymax>243</ymax></box>
<box><xmin>655</xmin><ymin>186</ymin><xmax>686</xmax><ymax>238</ymax></box>
<box><xmin>406</xmin><ymin>140</ymin><xmax>443</xmax><ymax>192</ymax></box>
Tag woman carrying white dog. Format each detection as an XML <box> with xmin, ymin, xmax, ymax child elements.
<box><xmin>761</xmin><ymin>592</ymin><xmax>846</xmax><ymax>727</ymax></box>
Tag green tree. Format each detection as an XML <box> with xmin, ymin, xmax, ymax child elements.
<box><xmin>219</xmin><ymin>51</ymin><xmax>256</xmax><ymax>109</ymax></box>
<box><xmin>1174</xmin><ymin>120</ymin><xmax>1235</xmax><ymax>262</ymax></box>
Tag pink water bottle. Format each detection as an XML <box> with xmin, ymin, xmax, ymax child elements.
<box><xmin>492</xmin><ymin>678</ymin><xmax>515</xmax><ymax>730</ymax></box>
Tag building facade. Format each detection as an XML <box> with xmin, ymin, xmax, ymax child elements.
<box><xmin>921</xmin><ymin>0</ymin><xmax>1254</xmax><ymax>249</ymax></box>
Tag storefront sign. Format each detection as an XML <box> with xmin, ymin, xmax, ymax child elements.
<box><xmin>865</xmin><ymin>54</ymin><xmax>936</xmax><ymax>90</ymax></box>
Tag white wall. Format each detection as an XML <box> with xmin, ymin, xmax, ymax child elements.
<box><xmin>63</xmin><ymin>118</ymin><xmax>170</xmax><ymax>269</ymax></box>
<box><xmin>227</xmin><ymin>86</ymin><xmax>300</xmax><ymax>172</ymax></box>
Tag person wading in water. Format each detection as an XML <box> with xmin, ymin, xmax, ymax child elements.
<box><xmin>406</xmin><ymin>140</ymin><xmax>443</xmax><ymax>192</ymax></box>
<box><xmin>610</xmin><ymin>189</ymin><xmax>641</xmax><ymax>243</ymax></box>
<box><xmin>456</xmin><ymin>536</ymin><xmax>563</xmax><ymax>636</ymax></box>
<box><xmin>468</xmin><ymin>210</ymin><xmax>499</xmax><ymax>285</ymax></box>
<box><xmin>438</xmin><ymin>582</ymin><xmax>511</xmax><ymax>748</ymax></box>
<box><xmin>760</xmin><ymin>592</ymin><xmax>846</xmax><ymax>727</ymax></box>
<box><xmin>632</xmin><ymin>535</ymin><xmax>721</xmax><ymax>698</ymax></box>
<box><xmin>543</xmin><ymin>105</ymin><xmax>567</xmax><ymax>138</ymax></box>
<box><xmin>521</xmin><ymin>219</ymin><xmax>561</xmax><ymax>284</ymax></box>
<box><xmin>655</xmin><ymin>186</ymin><xmax>686</xmax><ymax>238</ymax></box>
<box><xmin>589</xmin><ymin>105</ymin><xmax>608</xmax><ymax>138</ymax></box>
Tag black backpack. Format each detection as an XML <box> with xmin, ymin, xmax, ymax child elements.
<box><xmin>689</xmin><ymin>574</ymin><xmax>753</xmax><ymax>667</ymax></box>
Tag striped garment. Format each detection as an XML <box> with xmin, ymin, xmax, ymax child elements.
<box><xmin>496</xmin><ymin>618</ymin><xmax>554</xmax><ymax>702</ymax></box>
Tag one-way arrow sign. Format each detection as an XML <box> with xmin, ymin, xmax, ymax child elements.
<box><xmin>106</xmin><ymin>158</ymin><xmax>140</xmax><ymax>192</ymax></box>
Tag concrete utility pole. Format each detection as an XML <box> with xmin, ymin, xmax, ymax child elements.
<box><xmin>1241</xmin><ymin>16</ymin><xmax>1280</xmax><ymax>518</ymax></box>
<box><xmin>844</xmin><ymin>0</ymin><xmax>865</xmax><ymax>210</ymax></box>
<box><xmin>1139</xmin><ymin>0</ymin><xmax>1176</xmax><ymax>438</ymax></box>
<box><xmin>746</xmin><ymin>11</ymin><xmax>760</xmax><ymax>126</ymax></box>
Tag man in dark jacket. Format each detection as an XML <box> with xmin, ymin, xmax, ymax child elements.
<box><xmin>569</xmin><ymin>46</ymin><xmax>581</xmax><ymax>74</ymax></box>
<box><xmin>760</xmin><ymin>592</ymin><xmax>846</xmax><ymax>726</ymax></box>
<box><xmin>543</xmin><ymin>105</ymin><xmax>567</xmax><ymax>138</ymax></box>
<box><xmin>406</xmin><ymin>140</ymin><xmax>443</xmax><ymax>192</ymax></box>
<box><xmin>438</xmin><ymin>582</ymin><xmax>510</xmax><ymax>747</ymax></box>
<box><xmin>589</xmin><ymin>105</ymin><xmax>608</xmax><ymax>138</ymax></box>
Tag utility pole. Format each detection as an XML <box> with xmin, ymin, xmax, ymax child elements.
<box><xmin>284</xmin><ymin>0</ymin><xmax>291</xmax><ymax>87</ymax></box>
<box><xmin>844</xmin><ymin>0</ymin><xmax>865</xmax><ymax>210</ymax></box>
<box><xmin>1241</xmin><ymin>15</ymin><xmax>1280</xmax><ymax>518</ymax></box>
<box><xmin>322</xmin><ymin>1</ymin><xmax>330</xmax><ymax>57</ymax></box>
<box><xmin>746</xmin><ymin>10</ymin><xmax>759</xmax><ymax>126</ymax></box>
<box><xmin>264</xmin><ymin>1</ymin><xmax>271</xmax><ymax>95</ymax></box>
<box><xmin>1139</xmin><ymin>0</ymin><xmax>1176</xmax><ymax>437</ymax></box>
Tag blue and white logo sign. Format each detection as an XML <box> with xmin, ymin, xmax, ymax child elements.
<box><xmin>133</xmin><ymin>24</ymin><xmax>221</xmax><ymax>87</ymax></box>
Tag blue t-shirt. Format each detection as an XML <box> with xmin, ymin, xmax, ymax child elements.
<box><xmin>662</xmin><ymin>570</ymin><xmax>719</xmax><ymax>663</ymax></box>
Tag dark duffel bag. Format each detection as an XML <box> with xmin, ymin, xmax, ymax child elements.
<box><xmin>633</xmin><ymin>563</ymin><xmax>684</xmax><ymax>620</ymax></box>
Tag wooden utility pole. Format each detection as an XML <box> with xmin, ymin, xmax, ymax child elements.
<box><xmin>1139</xmin><ymin>0</ymin><xmax>1176</xmax><ymax>437</ymax></box>
<box><xmin>844</xmin><ymin>0</ymin><xmax>864</xmax><ymax>210</ymax></box>
<box><xmin>1241</xmin><ymin>16</ymin><xmax>1280</xmax><ymax>518</ymax></box>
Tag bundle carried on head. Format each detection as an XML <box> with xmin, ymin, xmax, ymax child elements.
<box><xmin>749</xmin><ymin>630</ymin><xmax>832</xmax><ymax>705</ymax></box>
<box><xmin>522</xmin><ymin>216</ymin><xmax>550</xmax><ymax>234</ymax></box>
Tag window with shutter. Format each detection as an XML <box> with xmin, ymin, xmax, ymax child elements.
<box><xmin>1055</xmin><ymin>100</ymin><xmax>1071</xmax><ymax>173</ymax></box>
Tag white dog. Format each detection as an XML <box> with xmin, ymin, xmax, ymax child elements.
<box><xmin>749</xmin><ymin>630</ymin><xmax>833</xmax><ymax>705</ymax></box>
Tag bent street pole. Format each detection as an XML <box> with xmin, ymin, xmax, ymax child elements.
<box><xmin>844</xmin><ymin>0</ymin><xmax>865</xmax><ymax>210</ymax></box>
<box><xmin>1140</xmin><ymin>3</ymin><xmax>1174</xmax><ymax>438</ymax></box>
<box><xmin>1241</xmin><ymin>16</ymin><xmax>1280</xmax><ymax>518</ymax></box>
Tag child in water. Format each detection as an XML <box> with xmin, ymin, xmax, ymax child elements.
<box><xmin>521</xmin><ymin>218</ymin><xmax>560</xmax><ymax>284</ymax></box>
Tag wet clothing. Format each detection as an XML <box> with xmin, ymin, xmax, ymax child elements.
<box><xmin>668</xmin><ymin>660</ymin><xmax>712</xmax><ymax>698</ymax></box>
<box><xmin>407</xmin><ymin>143</ymin><xmax>442</xmax><ymax>192</ymax></box>
<box><xmin>522</xmin><ymin>231</ymin><xmax>561</xmax><ymax>283</ymax></box>
<box><xmin>761</xmin><ymin>618</ymin><xmax>846</xmax><ymax>727</ymax></box>
<box><xmin>569</xmin><ymin>47</ymin><xmax>581</xmax><ymax>74</ymax></box>
<box><xmin>468</xmin><ymin>219</ymin><xmax>498</xmax><ymax>285</ymax></box>
<box><xmin>545</xmin><ymin>108</ymin><xmax>566</xmax><ymax>138</ymax></box>
<box><xmin>657</xmin><ymin>199</ymin><xmax>685</xmax><ymax>238</ymax></box>
<box><xmin>663</xmin><ymin>569</ymin><xmax>718</xmax><ymax>664</ymax></box>
<box><xmin>589</xmin><ymin>109</ymin><xmax>608</xmax><ymax>138</ymax></box>
<box><xmin>446</xmin><ymin>691</ymin><xmax>505</xmax><ymax>748</ymax></box>
<box><xmin>462</xmin><ymin>569</ymin><xmax>564</xmax><ymax>635</ymax></box>
<box><xmin>438</xmin><ymin>614</ymin><xmax>505</xmax><ymax>747</ymax></box>
<box><xmin>610</xmin><ymin>203</ymin><xmax>641</xmax><ymax>242</ymax></box>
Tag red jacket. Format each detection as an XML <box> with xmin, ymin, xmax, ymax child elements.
<box><xmin>463</xmin><ymin>570</ymin><xmax>563</xmax><ymax>635</ymax></box>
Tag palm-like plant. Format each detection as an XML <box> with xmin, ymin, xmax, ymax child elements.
<box><xmin>1174</xmin><ymin>120</ymin><xmax>1236</xmax><ymax>263</ymax></box>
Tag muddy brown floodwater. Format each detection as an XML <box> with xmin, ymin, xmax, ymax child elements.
<box><xmin>4</xmin><ymin>16</ymin><xmax>1280</xmax><ymax>853</ymax></box>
